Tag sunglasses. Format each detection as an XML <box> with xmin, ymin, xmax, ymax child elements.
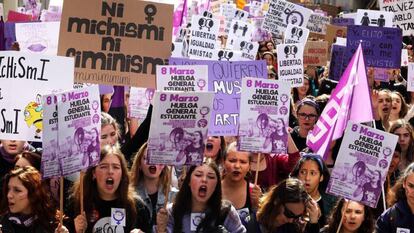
<box><xmin>283</xmin><ymin>204</ymin><xmax>303</xmax><ymax>220</ymax></box>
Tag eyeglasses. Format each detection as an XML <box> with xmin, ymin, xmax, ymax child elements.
<box><xmin>297</xmin><ymin>113</ymin><xmax>318</xmax><ymax>120</ymax></box>
<box><xmin>283</xmin><ymin>204</ymin><xmax>303</xmax><ymax>220</ymax></box>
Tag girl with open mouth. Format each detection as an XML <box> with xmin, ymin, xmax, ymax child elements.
<box><xmin>221</xmin><ymin>141</ymin><xmax>262</xmax><ymax>228</ymax></box>
<box><xmin>156</xmin><ymin>159</ymin><xmax>246</xmax><ymax>232</ymax></box>
<box><xmin>66</xmin><ymin>145</ymin><xmax>151</xmax><ymax>233</ymax></box>
<box><xmin>131</xmin><ymin>142</ymin><xmax>177</xmax><ymax>229</ymax></box>
<box><xmin>0</xmin><ymin>166</ymin><xmax>69</xmax><ymax>233</ymax></box>
<box><xmin>321</xmin><ymin>199</ymin><xmax>374</xmax><ymax>233</ymax></box>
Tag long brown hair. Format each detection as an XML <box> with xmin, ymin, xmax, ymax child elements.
<box><xmin>256</xmin><ymin>178</ymin><xmax>309</xmax><ymax>232</ymax></box>
<box><xmin>388</xmin><ymin>162</ymin><xmax>414</xmax><ymax>206</ymax></box>
<box><xmin>130</xmin><ymin>142</ymin><xmax>171</xmax><ymax>194</ymax></box>
<box><xmin>70</xmin><ymin>145</ymin><xmax>137</xmax><ymax>228</ymax></box>
<box><xmin>0</xmin><ymin>166</ymin><xmax>57</xmax><ymax>232</ymax></box>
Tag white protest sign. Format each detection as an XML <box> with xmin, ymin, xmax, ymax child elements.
<box><xmin>326</xmin><ymin>122</ymin><xmax>398</xmax><ymax>208</ymax></box>
<box><xmin>156</xmin><ymin>65</ymin><xmax>208</xmax><ymax>92</ymax></box>
<box><xmin>226</xmin><ymin>20</ymin><xmax>253</xmax><ymax>49</ymax></box>
<box><xmin>211</xmin><ymin>49</ymin><xmax>244</xmax><ymax>61</ymax></box>
<box><xmin>15</xmin><ymin>22</ymin><xmax>60</xmax><ymax>55</ymax></box>
<box><xmin>408</xmin><ymin>63</ymin><xmax>414</xmax><ymax>92</ymax></box>
<box><xmin>356</xmin><ymin>9</ymin><xmax>394</xmax><ymax>27</ymax></box>
<box><xmin>171</xmin><ymin>42</ymin><xmax>185</xmax><ymax>58</ymax></box>
<box><xmin>379</xmin><ymin>0</ymin><xmax>414</xmax><ymax>36</ymax></box>
<box><xmin>402</xmin><ymin>49</ymin><xmax>409</xmax><ymax>66</ymax></box>
<box><xmin>306</xmin><ymin>13</ymin><xmax>331</xmax><ymax>34</ymax></box>
<box><xmin>57</xmin><ymin>85</ymin><xmax>101</xmax><ymax>176</ymax></box>
<box><xmin>238</xmin><ymin>78</ymin><xmax>291</xmax><ymax>154</ymax></box>
<box><xmin>277</xmin><ymin>43</ymin><xmax>304</xmax><ymax>87</ymax></box>
<box><xmin>263</xmin><ymin>0</ymin><xmax>313</xmax><ymax>38</ymax></box>
<box><xmin>128</xmin><ymin>87</ymin><xmax>154</xmax><ymax>121</ymax></box>
<box><xmin>41</xmin><ymin>93</ymin><xmax>60</xmax><ymax>178</ymax></box>
<box><xmin>233</xmin><ymin>39</ymin><xmax>259</xmax><ymax>61</ymax></box>
<box><xmin>147</xmin><ymin>91</ymin><xmax>214</xmax><ymax>165</ymax></box>
<box><xmin>284</xmin><ymin>24</ymin><xmax>310</xmax><ymax>44</ymax></box>
<box><xmin>188</xmin><ymin>11</ymin><xmax>220</xmax><ymax>59</ymax></box>
<box><xmin>0</xmin><ymin>52</ymin><xmax>73</xmax><ymax>142</ymax></box>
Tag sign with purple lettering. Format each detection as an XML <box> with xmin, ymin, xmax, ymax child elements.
<box><xmin>128</xmin><ymin>87</ymin><xmax>154</xmax><ymax>121</ymax></box>
<box><xmin>0</xmin><ymin>52</ymin><xmax>74</xmax><ymax>142</ymax></box>
<box><xmin>379</xmin><ymin>0</ymin><xmax>414</xmax><ymax>36</ymax></box>
<box><xmin>346</xmin><ymin>25</ymin><xmax>402</xmax><ymax>69</ymax></box>
<box><xmin>326</xmin><ymin>122</ymin><xmax>398</xmax><ymax>208</ymax></box>
<box><xmin>57</xmin><ymin>86</ymin><xmax>101</xmax><ymax>176</ymax></box>
<box><xmin>332</xmin><ymin>17</ymin><xmax>355</xmax><ymax>26</ymax></box>
<box><xmin>408</xmin><ymin>63</ymin><xmax>414</xmax><ymax>92</ymax></box>
<box><xmin>41</xmin><ymin>93</ymin><xmax>60</xmax><ymax>178</ymax></box>
<box><xmin>188</xmin><ymin>11</ymin><xmax>220</xmax><ymax>60</ymax></box>
<box><xmin>238</xmin><ymin>78</ymin><xmax>291</xmax><ymax>153</ymax></box>
<box><xmin>147</xmin><ymin>91</ymin><xmax>214</xmax><ymax>165</ymax></box>
<box><xmin>169</xmin><ymin>58</ymin><xmax>268</xmax><ymax>136</ymax></box>
<box><xmin>156</xmin><ymin>65</ymin><xmax>208</xmax><ymax>92</ymax></box>
<box><xmin>277</xmin><ymin>43</ymin><xmax>304</xmax><ymax>87</ymax></box>
<box><xmin>329</xmin><ymin>44</ymin><xmax>347</xmax><ymax>81</ymax></box>
<box><xmin>262</xmin><ymin>0</ymin><xmax>313</xmax><ymax>38</ymax></box>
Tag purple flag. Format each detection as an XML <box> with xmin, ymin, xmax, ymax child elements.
<box><xmin>307</xmin><ymin>44</ymin><xmax>373</xmax><ymax>159</ymax></box>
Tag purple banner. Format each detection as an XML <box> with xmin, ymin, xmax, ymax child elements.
<box><xmin>169</xmin><ymin>58</ymin><xmax>267</xmax><ymax>136</ymax></box>
<box><xmin>346</xmin><ymin>25</ymin><xmax>402</xmax><ymax>69</ymax></box>
<box><xmin>329</xmin><ymin>44</ymin><xmax>347</xmax><ymax>81</ymax></box>
<box><xmin>332</xmin><ymin>18</ymin><xmax>354</xmax><ymax>26</ymax></box>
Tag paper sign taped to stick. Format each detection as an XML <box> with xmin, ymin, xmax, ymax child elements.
<box><xmin>238</xmin><ymin>78</ymin><xmax>291</xmax><ymax>154</ymax></box>
<box><xmin>147</xmin><ymin>91</ymin><xmax>214</xmax><ymax>165</ymax></box>
<box><xmin>326</xmin><ymin>122</ymin><xmax>398</xmax><ymax>208</ymax></box>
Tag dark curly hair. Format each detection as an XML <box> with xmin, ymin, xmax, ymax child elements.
<box><xmin>388</xmin><ymin>162</ymin><xmax>414</xmax><ymax>206</ymax></box>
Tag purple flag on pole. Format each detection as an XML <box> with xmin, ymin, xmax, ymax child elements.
<box><xmin>307</xmin><ymin>44</ymin><xmax>373</xmax><ymax>159</ymax></box>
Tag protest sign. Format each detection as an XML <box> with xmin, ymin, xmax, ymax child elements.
<box><xmin>41</xmin><ymin>93</ymin><xmax>60</xmax><ymax>178</ymax></box>
<box><xmin>171</xmin><ymin>42</ymin><xmax>184</xmax><ymax>58</ymax></box>
<box><xmin>226</xmin><ymin>20</ymin><xmax>253</xmax><ymax>49</ymax></box>
<box><xmin>326</xmin><ymin>122</ymin><xmax>398</xmax><ymax>208</ymax></box>
<box><xmin>57</xmin><ymin>86</ymin><xmax>101</xmax><ymax>176</ymax></box>
<box><xmin>232</xmin><ymin>39</ymin><xmax>259</xmax><ymax>61</ymax></box>
<box><xmin>401</xmin><ymin>49</ymin><xmax>409</xmax><ymax>66</ymax></box>
<box><xmin>325</xmin><ymin>24</ymin><xmax>347</xmax><ymax>52</ymax></box>
<box><xmin>373</xmin><ymin>68</ymin><xmax>391</xmax><ymax>81</ymax></box>
<box><xmin>332</xmin><ymin>17</ymin><xmax>355</xmax><ymax>26</ymax></box>
<box><xmin>238</xmin><ymin>78</ymin><xmax>291</xmax><ymax>154</ymax></box>
<box><xmin>188</xmin><ymin>12</ymin><xmax>220</xmax><ymax>60</ymax></box>
<box><xmin>306</xmin><ymin>13</ymin><xmax>330</xmax><ymax>34</ymax></box>
<box><xmin>356</xmin><ymin>9</ymin><xmax>394</xmax><ymax>28</ymax></box>
<box><xmin>156</xmin><ymin>65</ymin><xmax>208</xmax><ymax>92</ymax></box>
<box><xmin>128</xmin><ymin>87</ymin><xmax>154</xmax><ymax>121</ymax></box>
<box><xmin>262</xmin><ymin>0</ymin><xmax>312</xmax><ymax>38</ymax></box>
<box><xmin>147</xmin><ymin>91</ymin><xmax>214</xmax><ymax>165</ymax></box>
<box><xmin>211</xmin><ymin>49</ymin><xmax>244</xmax><ymax>61</ymax></box>
<box><xmin>58</xmin><ymin>0</ymin><xmax>173</xmax><ymax>87</ymax></box>
<box><xmin>169</xmin><ymin>58</ymin><xmax>267</xmax><ymax>136</ymax></box>
<box><xmin>16</xmin><ymin>22</ymin><xmax>60</xmax><ymax>55</ymax></box>
<box><xmin>346</xmin><ymin>25</ymin><xmax>402</xmax><ymax>69</ymax></box>
<box><xmin>277</xmin><ymin>43</ymin><xmax>304</xmax><ymax>87</ymax></box>
<box><xmin>304</xmin><ymin>41</ymin><xmax>328</xmax><ymax>67</ymax></box>
<box><xmin>0</xmin><ymin>52</ymin><xmax>73</xmax><ymax>142</ymax></box>
<box><xmin>379</xmin><ymin>0</ymin><xmax>414</xmax><ymax>36</ymax></box>
<box><xmin>408</xmin><ymin>63</ymin><xmax>414</xmax><ymax>92</ymax></box>
<box><xmin>284</xmin><ymin>24</ymin><xmax>310</xmax><ymax>44</ymax></box>
<box><xmin>329</xmin><ymin>44</ymin><xmax>347</xmax><ymax>81</ymax></box>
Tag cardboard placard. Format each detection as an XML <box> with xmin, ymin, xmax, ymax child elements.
<box><xmin>58</xmin><ymin>0</ymin><xmax>173</xmax><ymax>87</ymax></box>
<box><xmin>304</xmin><ymin>41</ymin><xmax>328</xmax><ymax>67</ymax></box>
